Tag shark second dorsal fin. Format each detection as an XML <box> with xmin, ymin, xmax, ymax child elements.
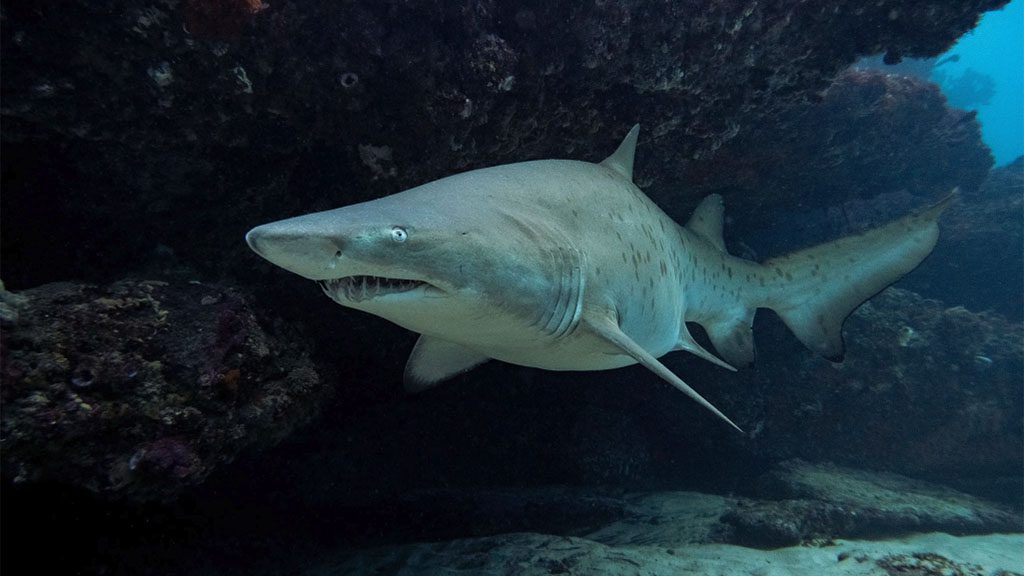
<box><xmin>600</xmin><ymin>124</ymin><xmax>640</xmax><ymax>181</ymax></box>
<box><xmin>585</xmin><ymin>312</ymin><xmax>743</xmax><ymax>433</ymax></box>
<box><xmin>685</xmin><ymin>195</ymin><xmax>727</xmax><ymax>252</ymax></box>
<box><xmin>404</xmin><ymin>335</ymin><xmax>490</xmax><ymax>392</ymax></box>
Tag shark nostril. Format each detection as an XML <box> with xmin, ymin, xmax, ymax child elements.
<box><xmin>335</xmin><ymin>250</ymin><xmax>342</xmax><ymax>258</ymax></box>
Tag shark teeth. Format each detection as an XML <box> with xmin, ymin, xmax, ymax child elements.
<box><xmin>317</xmin><ymin>275</ymin><xmax>426</xmax><ymax>303</ymax></box>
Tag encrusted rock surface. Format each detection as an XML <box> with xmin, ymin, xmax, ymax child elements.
<box><xmin>14</xmin><ymin>461</ymin><xmax>1017</xmax><ymax>574</ymax></box>
<box><xmin>723</xmin><ymin>460</ymin><xmax>1022</xmax><ymax>548</ymax></box>
<box><xmin>908</xmin><ymin>157</ymin><xmax>1024</xmax><ymax>320</ymax></box>
<box><xmin>741</xmin><ymin>288</ymin><xmax>1023</xmax><ymax>501</ymax></box>
<box><xmin>0</xmin><ymin>278</ymin><xmax>330</xmax><ymax>501</ymax></box>
<box><xmin>318</xmin><ymin>532</ymin><xmax>1024</xmax><ymax>576</ymax></box>
<box><xmin>0</xmin><ymin>0</ymin><xmax>1006</xmax><ymax>290</ymax></box>
<box><xmin>682</xmin><ymin>68</ymin><xmax>993</xmax><ymax>255</ymax></box>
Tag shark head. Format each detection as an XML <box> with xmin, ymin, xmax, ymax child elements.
<box><xmin>245</xmin><ymin>167</ymin><xmax>583</xmax><ymax>341</ymax></box>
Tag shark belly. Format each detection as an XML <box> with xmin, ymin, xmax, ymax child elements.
<box><xmin>477</xmin><ymin>330</ymin><xmax>636</xmax><ymax>371</ymax></box>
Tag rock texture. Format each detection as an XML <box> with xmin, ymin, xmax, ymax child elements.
<box><xmin>742</xmin><ymin>288</ymin><xmax>1024</xmax><ymax>502</ymax></box>
<box><xmin>0</xmin><ymin>278</ymin><xmax>330</xmax><ymax>501</ymax></box>
<box><xmin>681</xmin><ymin>68</ymin><xmax>993</xmax><ymax>256</ymax></box>
<box><xmin>311</xmin><ymin>464</ymin><xmax>1019</xmax><ymax>574</ymax></box>
<box><xmin>320</xmin><ymin>533</ymin><xmax>1024</xmax><ymax>576</ymax></box>
<box><xmin>908</xmin><ymin>157</ymin><xmax>1024</xmax><ymax>320</ymax></box>
<box><xmin>9</xmin><ymin>460</ymin><xmax>1018</xmax><ymax>574</ymax></box>
<box><xmin>723</xmin><ymin>460</ymin><xmax>1022</xmax><ymax>548</ymax></box>
<box><xmin>0</xmin><ymin>0</ymin><xmax>1006</xmax><ymax>290</ymax></box>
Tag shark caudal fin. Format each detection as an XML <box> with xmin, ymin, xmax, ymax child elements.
<box><xmin>763</xmin><ymin>191</ymin><xmax>956</xmax><ymax>361</ymax></box>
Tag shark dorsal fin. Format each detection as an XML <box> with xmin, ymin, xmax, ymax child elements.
<box><xmin>584</xmin><ymin>311</ymin><xmax>743</xmax><ymax>433</ymax></box>
<box><xmin>685</xmin><ymin>194</ymin><xmax>727</xmax><ymax>252</ymax></box>
<box><xmin>600</xmin><ymin>124</ymin><xmax>640</xmax><ymax>181</ymax></box>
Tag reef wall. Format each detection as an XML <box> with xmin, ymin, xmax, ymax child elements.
<box><xmin>1</xmin><ymin>0</ymin><xmax>1006</xmax><ymax>288</ymax></box>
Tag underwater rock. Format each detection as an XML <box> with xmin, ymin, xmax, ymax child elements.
<box><xmin>690</xmin><ymin>68</ymin><xmax>992</xmax><ymax>207</ymax></box>
<box><xmin>906</xmin><ymin>157</ymin><xmax>1024</xmax><ymax>320</ymax></box>
<box><xmin>746</xmin><ymin>288</ymin><xmax>1023</xmax><ymax>502</ymax></box>
<box><xmin>722</xmin><ymin>460</ymin><xmax>1022</xmax><ymax>548</ymax></box>
<box><xmin>678</xmin><ymin>68</ymin><xmax>993</xmax><ymax>258</ymax></box>
<box><xmin>0</xmin><ymin>0</ymin><xmax>1007</xmax><ymax>290</ymax></box>
<box><xmin>312</xmin><ymin>514</ymin><xmax>1022</xmax><ymax>576</ymax></box>
<box><xmin>333</xmin><ymin>462</ymin><xmax>1020</xmax><ymax>552</ymax></box>
<box><xmin>0</xmin><ymin>279</ymin><xmax>330</xmax><ymax>501</ymax></box>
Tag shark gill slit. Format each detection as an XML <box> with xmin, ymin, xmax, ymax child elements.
<box><xmin>532</xmin><ymin>249</ymin><xmax>561</xmax><ymax>331</ymax></box>
<box><xmin>542</xmin><ymin>247</ymin><xmax>574</xmax><ymax>336</ymax></box>
<box><xmin>537</xmin><ymin>247</ymin><xmax>584</xmax><ymax>339</ymax></box>
<box><xmin>552</xmin><ymin>248</ymin><xmax>585</xmax><ymax>339</ymax></box>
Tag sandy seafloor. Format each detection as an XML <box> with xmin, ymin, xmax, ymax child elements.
<box><xmin>302</xmin><ymin>483</ymin><xmax>1024</xmax><ymax>576</ymax></box>
<box><xmin>314</xmin><ymin>532</ymin><xmax>1023</xmax><ymax>575</ymax></box>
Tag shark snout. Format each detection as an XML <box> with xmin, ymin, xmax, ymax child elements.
<box><xmin>245</xmin><ymin>221</ymin><xmax>344</xmax><ymax>280</ymax></box>
<box><xmin>244</xmin><ymin>226</ymin><xmax>269</xmax><ymax>256</ymax></box>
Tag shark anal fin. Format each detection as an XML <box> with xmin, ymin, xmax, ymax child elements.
<box><xmin>585</xmin><ymin>313</ymin><xmax>743</xmax><ymax>433</ymax></box>
<box><xmin>404</xmin><ymin>335</ymin><xmax>490</xmax><ymax>393</ymax></box>
<box><xmin>704</xmin><ymin>310</ymin><xmax>756</xmax><ymax>368</ymax></box>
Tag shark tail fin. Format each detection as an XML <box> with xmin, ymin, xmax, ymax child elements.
<box><xmin>762</xmin><ymin>191</ymin><xmax>956</xmax><ymax>361</ymax></box>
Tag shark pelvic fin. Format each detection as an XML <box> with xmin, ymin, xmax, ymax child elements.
<box><xmin>685</xmin><ymin>194</ymin><xmax>727</xmax><ymax>252</ymax></box>
<box><xmin>585</xmin><ymin>313</ymin><xmax>743</xmax><ymax>433</ymax></box>
<box><xmin>675</xmin><ymin>323</ymin><xmax>737</xmax><ymax>371</ymax></box>
<box><xmin>404</xmin><ymin>335</ymin><xmax>490</xmax><ymax>392</ymax></box>
<box><xmin>600</xmin><ymin>124</ymin><xmax>640</xmax><ymax>181</ymax></box>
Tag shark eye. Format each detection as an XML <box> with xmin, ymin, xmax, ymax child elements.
<box><xmin>390</xmin><ymin>227</ymin><xmax>408</xmax><ymax>243</ymax></box>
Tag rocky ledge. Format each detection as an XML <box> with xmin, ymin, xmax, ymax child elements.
<box><xmin>0</xmin><ymin>278</ymin><xmax>331</xmax><ymax>501</ymax></box>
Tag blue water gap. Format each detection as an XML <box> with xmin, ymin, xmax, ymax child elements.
<box><xmin>931</xmin><ymin>0</ymin><xmax>1024</xmax><ymax>166</ymax></box>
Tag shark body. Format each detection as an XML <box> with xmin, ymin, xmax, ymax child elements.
<box><xmin>246</xmin><ymin>126</ymin><xmax>951</xmax><ymax>431</ymax></box>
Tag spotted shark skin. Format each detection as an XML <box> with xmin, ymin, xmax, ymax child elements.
<box><xmin>246</xmin><ymin>126</ymin><xmax>953</xmax><ymax>431</ymax></box>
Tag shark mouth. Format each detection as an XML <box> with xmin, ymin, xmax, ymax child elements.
<box><xmin>317</xmin><ymin>275</ymin><xmax>429</xmax><ymax>303</ymax></box>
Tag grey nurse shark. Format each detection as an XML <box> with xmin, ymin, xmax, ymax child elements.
<box><xmin>246</xmin><ymin>125</ymin><xmax>952</xmax><ymax>431</ymax></box>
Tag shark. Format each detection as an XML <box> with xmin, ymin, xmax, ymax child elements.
<box><xmin>246</xmin><ymin>125</ymin><xmax>952</xmax><ymax>432</ymax></box>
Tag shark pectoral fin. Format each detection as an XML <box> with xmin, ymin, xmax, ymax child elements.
<box><xmin>675</xmin><ymin>323</ymin><xmax>737</xmax><ymax>372</ymax></box>
<box><xmin>403</xmin><ymin>336</ymin><xmax>490</xmax><ymax>393</ymax></box>
<box><xmin>585</xmin><ymin>314</ymin><xmax>743</xmax><ymax>433</ymax></box>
